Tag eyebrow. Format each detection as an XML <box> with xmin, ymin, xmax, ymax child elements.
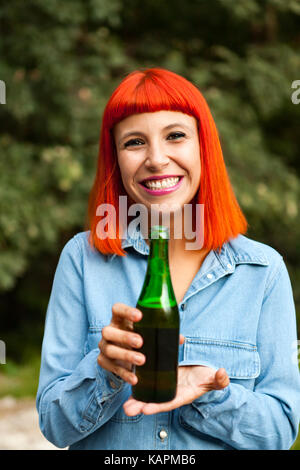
<box><xmin>118</xmin><ymin>122</ymin><xmax>194</xmax><ymax>145</ymax></box>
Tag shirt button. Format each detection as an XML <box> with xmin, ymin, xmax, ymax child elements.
<box><xmin>159</xmin><ymin>429</ymin><xmax>168</xmax><ymax>440</ymax></box>
<box><xmin>207</xmin><ymin>273</ymin><xmax>213</xmax><ymax>279</ymax></box>
<box><xmin>227</xmin><ymin>263</ymin><xmax>232</xmax><ymax>269</ymax></box>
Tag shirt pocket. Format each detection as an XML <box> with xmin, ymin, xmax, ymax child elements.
<box><xmin>180</xmin><ymin>337</ymin><xmax>260</xmax><ymax>379</ymax></box>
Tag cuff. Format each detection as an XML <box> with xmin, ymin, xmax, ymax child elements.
<box><xmin>191</xmin><ymin>386</ymin><xmax>231</xmax><ymax>419</ymax></box>
<box><xmin>79</xmin><ymin>365</ymin><xmax>126</xmax><ymax>433</ymax></box>
<box><xmin>95</xmin><ymin>363</ymin><xmax>125</xmax><ymax>402</ymax></box>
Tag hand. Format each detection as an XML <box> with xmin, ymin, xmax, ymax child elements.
<box><xmin>97</xmin><ymin>302</ymin><xmax>145</xmax><ymax>385</ymax></box>
<box><xmin>97</xmin><ymin>302</ymin><xmax>185</xmax><ymax>386</ymax></box>
<box><xmin>123</xmin><ymin>364</ymin><xmax>230</xmax><ymax>416</ymax></box>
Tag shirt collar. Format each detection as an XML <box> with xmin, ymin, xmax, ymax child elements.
<box><xmin>106</xmin><ymin>226</ymin><xmax>269</xmax><ymax>268</ymax></box>
<box><xmin>226</xmin><ymin>234</ymin><xmax>269</xmax><ymax>267</ymax></box>
<box><xmin>106</xmin><ymin>225</ymin><xmax>149</xmax><ymax>262</ymax></box>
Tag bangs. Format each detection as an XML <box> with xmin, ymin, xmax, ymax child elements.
<box><xmin>105</xmin><ymin>69</ymin><xmax>198</xmax><ymax>129</ymax></box>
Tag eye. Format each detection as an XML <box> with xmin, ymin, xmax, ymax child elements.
<box><xmin>124</xmin><ymin>138</ymin><xmax>144</xmax><ymax>148</ymax></box>
<box><xmin>167</xmin><ymin>132</ymin><xmax>186</xmax><ymax>140</ymax></box>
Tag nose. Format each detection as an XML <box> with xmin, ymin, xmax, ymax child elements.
<box><xmin>144</xmin><ymin>140</ymin><xmax>169</xmax><ymax>171</ymax></box>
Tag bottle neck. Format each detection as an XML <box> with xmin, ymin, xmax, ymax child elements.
<box><xmin>137</xmin><ymin>237</ymin><xmax>177</xmax><ymax>308</ymax></box>
<box><xmin>147</xmin><ymin>238</ymin><xmax>171</xmax><ymax>280</ymax></box>
<box><xmin>149</xmin><ymin>238</ymin><xmax>169</xmax><ymax>262</ymax></box>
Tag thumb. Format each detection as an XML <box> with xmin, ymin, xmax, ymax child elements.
<box><xmin>214</xmin><ymin>368</ymin><xmax>230</xmax><ymax>390</ymax></box>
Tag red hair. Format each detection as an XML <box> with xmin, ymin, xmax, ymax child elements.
<box><xmin>87</xmin><ymin>68</ymin><xmax>247</xmax><ymax>255</ymax></box>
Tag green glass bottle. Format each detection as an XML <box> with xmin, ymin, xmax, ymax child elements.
<box><xmin>132</xmin><ymin>225</ymin><xmax>180</xmax><ymax>403</ymax></box>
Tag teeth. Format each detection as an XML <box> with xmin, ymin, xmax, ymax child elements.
<box><xmin>144</xmin><ymin>177</ymin><xmax>180</xmax><ymax>189</ymax></box>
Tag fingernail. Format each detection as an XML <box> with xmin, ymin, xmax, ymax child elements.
<box><xmin>132</xmin><ymin>337</ymin><xmax>142</xmax><ymax>347</ymax></box>
<box><xmin>132</xmin><ymin>309</ymin><xmax>142</xmax><ymax>321</ymax></box>
<box><xmin>134</xmin><ymin>354</ymin><xmax>144</xmax><ymax>364</ymax></box>
<box><xmin>131</xmin><ymin>375</ymin><xmax>138</xmax><ymax>385</ymax></box>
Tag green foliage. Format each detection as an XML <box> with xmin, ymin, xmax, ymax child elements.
<box><xmin>0</xmin><ymin>0</ymin><xmax>130</xmax><ymax>289</ymax></box>
<box><xmin>0</xmin><ymin>0</ymin><xmax>299</xmax><ymax>344</ymax></box>
<box><xmin>0</xmin><ymin>0</ymin><xmax>299</xmax><ymax>447</ymax></box>
<box><xmin>0</xmin><ymin>356</ymin><xmax>41</xmax><ymax>398</ymax></box>
<box><xmin>291</xmin><ymin>429</ymin><xmax>300</xmax><ymax>450</ymax></box>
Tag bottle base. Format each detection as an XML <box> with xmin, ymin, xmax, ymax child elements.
<box><xmin>132</xmin><ymin>388</ymin><xmax>176</xmax><ymax>404</ymax></box>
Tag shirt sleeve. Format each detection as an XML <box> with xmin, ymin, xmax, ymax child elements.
<box><xmin>179</xmin><ymin>258</ymin><xmax>300</xmax><ymax>450</ymax></box>
<box><xmin>36</xmin><ymin>237</ymin><xmax>130</xmax><ymax>449</ymax></box>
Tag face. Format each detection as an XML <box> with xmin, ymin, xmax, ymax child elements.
<box><xmin>114</xmin><ymin>110</ymin><xmax>201</xmax><ymax>214</ymax></box>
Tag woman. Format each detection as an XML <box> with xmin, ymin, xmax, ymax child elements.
<box><xmin>36</xmin><ymin>68</ymin><xmax>300</xmax><ymax>450</ymax></box>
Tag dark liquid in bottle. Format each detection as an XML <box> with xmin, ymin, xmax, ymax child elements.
<box><xmin>132</xmin><ymin>306</ymin><xmax>179</xmax><ymax>403</ymax></box>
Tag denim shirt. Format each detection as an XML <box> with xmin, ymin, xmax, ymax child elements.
<box><xmin>36</xmin><ymin>228</ymin><xmax>300</xmax><ymax>450</ymax></box>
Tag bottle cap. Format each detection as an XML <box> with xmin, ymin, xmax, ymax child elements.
<box><xmin>150</xmin><ymin>225</ymin><xmax>170</xmax><ymax>240</ymax></box>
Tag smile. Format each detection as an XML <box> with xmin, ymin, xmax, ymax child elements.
<box><xmin>138</xmin><ymin>176</ymin><xmax>184</xmax><ymax>195</ymax></box>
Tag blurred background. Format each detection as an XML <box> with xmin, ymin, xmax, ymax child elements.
<box><xmin>0</xmin><ymin>0</ymin><xmax>299</xmax><ymax>450</ymax></box>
